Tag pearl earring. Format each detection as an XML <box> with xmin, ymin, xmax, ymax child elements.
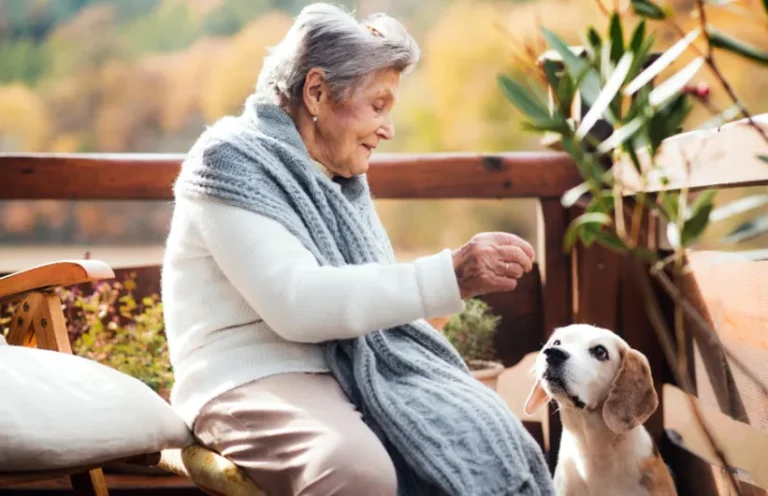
<box><xmin>312</xmin><ymin>115</ymin><xmax>318</xmax><ymax>123</ymax></box>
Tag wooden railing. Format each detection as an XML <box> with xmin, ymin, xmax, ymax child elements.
<box><xmin>1</xmin><ymin>120</ymin><xmax>767</xmax><ymax>496</ymax></box>
<box><xmin>0</xmin><ymin>152</ymin><xmax>579</xmax><ymax>200</ymax></box>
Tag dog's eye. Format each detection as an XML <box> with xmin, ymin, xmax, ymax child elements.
<box><xmin>590</xmin><ymin>345</ymin><xmax>609</xmax><ymax>361</ymax></box>
<box><xmin>552</xmin><ymin>339</ymin><xmax>561</xmax><ymax>346</ymax></box>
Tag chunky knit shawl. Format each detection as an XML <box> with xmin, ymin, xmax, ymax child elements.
<box><xmin>174</xmin><ymin>94</ymin><xmax>554</xmax><ymax>496</ymax></box>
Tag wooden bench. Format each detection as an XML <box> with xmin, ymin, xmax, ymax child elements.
<box><xmin>0</xmin><ymin>153</ymin><xmax>578</xmax><ymax>494</ymax></box>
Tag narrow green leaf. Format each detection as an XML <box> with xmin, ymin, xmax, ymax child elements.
<box><xmin>708</xmin><ymin>27</ymin><xmax>768</xmax><ymax>65</ymax></box>
<box><xmin>542</xmin><ymin>28</ymin><xmax>602</xmax><ymax>105</ymax></box>
<box><xmin>649</xmin><ymin>56</ymin><xmax>705</xmax><ymax>107</ymax></box>
<box><xmin>587</xmin><ymin>27</ymin><xmax>602</xmax><ymax>52</ymax></box>
<box><xmin>542</xmin><ymin>59</ymin><xmax>561</xmax><ymax>91</ymax></box>
<box><xmin>627</xmin><ymin>32</ymin><xmax>657</xmax><ymax>81</ymax></box>
<box><xmin>596</xmin><ymin>231</ymin><xmax>629</xmax><ymax>253</ymax></box>
<box><xmin>629</xmin><ymin>20</ymin><xmax>647</xmax><ymax>53</ymax></box>
<box><xmin>561</xmin><ymin>181</ymin><xmax>593</xmax><ymax>208</ymax></box>
<box><xmin>690</xmin><ymin>189</ymin><xmax>717</xmax><ymax>218</ymax></box>
<box><xmin>557</xmin><ymin>75</ymin><xmax>576</xmax><ymax>117</ymax></box>
<box><xmin>625</xmin><ymin>141</ymin><xmax>643</xmax><ymax>172</ymax></box>
<box><xmin>660</xmin><ymin>191</ymin><xmax>680</xmax><ymax>222</ymax></box>
<box><xmin>586</xmin><ymin>192</ymin><xmax>615</xmax><ymax>214</ymax></box>
<box><xmin>723</xmin><ymin>213</ymin><xmax>768</xmax><ymax>244</ymax></box>
<box><xmin>609</xmin><ymin>13</ymin><xmax>624</xmax><ymax>63</ymax></box>
<box><xmin>600</xmin><ymin>42</ymin><xmax>613</xmax><ymax>80</ymax></box>
<box><xmin>564</xmin><ymin>213</ymin><xmax>613</xmax><ymax>252</ymax></box>
<box><xmin>631</xmin><ymin>0</ymin><xmax>666</xmax><ymax>19</ymax></box>
<box><xmin>624</xmin><ymin>28</ymin><xmax>701</xmax><ymax>96</ymax></box>
<box><xmin>763</xmin><ymin>0</ymin><xmax>768</xmax><ymax>16</ymax></box>
<box><xmin>697</xmin><ymin>104</ymin><xmax>741</xmax><ymax>130</ymax></box>
<box><xmin>648</xmin><ymin>93</ymin><xmax>692</xmax><ymax>155</ymax></box>
<box><xmin>577</xmin><ymin>52</ymin><xmax>634</xmax><ymax>139</ymax></box>
<box><xmin>521</xmin><ymin>118</ymin><xmax>570</xmax><ymax>133</ymax></box>
<box><xmin>711</xmin><ymin>194</ymin><xmax>768</xmax><ymax>221</ymax></box>
<box><xmin>597</xmin><ymin>116</ymin><xmax>645</xmax><ymax>153</ymax></box>
<box><xmin>497</xmin><ymin>75</ymin><xmax>552</xmax><ymax>122</ymax></box>
<box><xmin>759</xmin><ymin>155</ymin><xmax>768</xmax><ymax>163</ymax></box>
<box><xmin>682</xmin><ymin>189</ymin><xmax>716</xmax><ymax>246</ymax></box>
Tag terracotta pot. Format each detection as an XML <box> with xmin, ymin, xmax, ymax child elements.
<box><xmin>467</xmin><ymin>359</ymin><xmax>505</xmax><ymax>391</ymax></box>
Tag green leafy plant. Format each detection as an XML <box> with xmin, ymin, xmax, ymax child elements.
<box><xmin>442</xmin><ymin>298</ymin><xmax>501</xmax><ymax>368</ymax></box>
<box><xmin>497</xmin><ymin>2</ymin><xmax>768</xmax><ymax>492</ymax></box>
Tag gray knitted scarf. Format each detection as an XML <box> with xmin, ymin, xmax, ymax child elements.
<box><xmin>174</xmin><ymin>93</ymin><xmax>555</xmax><ymax>496</ymax></box>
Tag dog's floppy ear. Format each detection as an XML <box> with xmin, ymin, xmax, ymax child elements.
<box><xmin>524</xmin><ymin>380</ymin><xmax>550</xmax><ymax>415</ymax></box>
<box><xmin>602</xmin><ymin>348</ymin><xmax>658</xmax><ymax>434</ymax></box>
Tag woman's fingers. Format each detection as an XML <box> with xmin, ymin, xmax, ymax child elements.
<box><xmin>487</xmin><ymin>232</ymin><xmax>535</xmax><ymax>261</ymax></box>
<box><xmin>452</xmin><ymin>232</ymin><xmax>535</xmax><ymax>299</ymax></box>
<box><xmin>494</xmin><ymin>244</ymin><xmax>533</xmax><ymax>274</ymax></box>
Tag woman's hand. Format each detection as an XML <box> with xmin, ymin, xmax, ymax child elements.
<box><xmin>452</xmin><ymin>232</ymin><xmax>535</xmax><ymax>300</ymax></box>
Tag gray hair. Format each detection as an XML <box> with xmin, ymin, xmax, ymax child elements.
<box><xmin>256</xmin><ymin>3</ymin><xmax>420</xmax><ymax>107</ymax></box>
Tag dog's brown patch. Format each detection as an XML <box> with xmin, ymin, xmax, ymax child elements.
<box><xmin>638</xmin><ymin>446</ymin><xmax>676</xmax><ymax>495</ymax></box>
<box><xmin>603</xmin><ymin>349</ymin><xmax>659</xmax><ymax>434</ymax></box>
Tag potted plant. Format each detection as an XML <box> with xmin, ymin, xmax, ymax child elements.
<box><xmin>440</xmin><ymin>298</ymin><xmax>505</xmax><ymax>391</ymax></box>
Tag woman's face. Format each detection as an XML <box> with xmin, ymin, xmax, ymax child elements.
<box><xmin>304</xmin><ymin>68</ymin><xmax>400</xmax><ymax>178</ymax></box>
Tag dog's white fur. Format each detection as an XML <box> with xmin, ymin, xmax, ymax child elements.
<box><xmin>525</xmin><ymin>324</ymin><xmax>677</xmax><ymax>496</ymax></box>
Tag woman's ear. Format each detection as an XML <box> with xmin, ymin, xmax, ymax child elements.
<box><xmin>303</xmin><ymin>68</ymin><xmax>330</xmax><ymax>116</ymax></box>
<box><xmin>524</xmin><ymin>380</ymin><xmax>550</xmax><ymax>416</ymax></box>
<box><xmin>602</xmin><ymin>349</ymin><xmax>658</xmax><ymax>434</ymax></box>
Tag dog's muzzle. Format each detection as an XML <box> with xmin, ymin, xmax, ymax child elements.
<box><xmin>543</xmin><ymin>347</ymin><xmax>569</xmax><ymax>366</ymax></box>
<box><xmin>541</xmin><ymin>347</ymin><xmax>585</xmax><ymax>409</ymax></box>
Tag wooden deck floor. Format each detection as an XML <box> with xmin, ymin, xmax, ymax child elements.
<box><xmin>0</xmin><ymin>472</ymin><xmax>203</xmax><ymax>495</ymax></box>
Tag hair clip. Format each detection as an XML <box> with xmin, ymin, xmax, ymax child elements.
<box><xmin>365</xmin><ymin>24</ymin><xmax>384</xmax><ymax>38</ymax></box>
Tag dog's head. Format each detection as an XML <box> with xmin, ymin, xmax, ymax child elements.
<box><xmin>524</xmin><ymin>324</ymin><xmax>658</xmax><ymax>434</ymax></box>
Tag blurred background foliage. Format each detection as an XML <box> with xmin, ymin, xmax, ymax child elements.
<box><xmin>0</xmin><ymin>0</ymin><xmax>765</xmax><ymax>267</ymax></box>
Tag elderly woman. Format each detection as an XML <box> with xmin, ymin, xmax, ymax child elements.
<box><xmin>163</xmin><ymin>4</ymin><xmax>553</xmax><ymax>496</ymax></box>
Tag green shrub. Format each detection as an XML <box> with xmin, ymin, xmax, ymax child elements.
<box><xmin>442</xmin><ymin>298</ymin><xmax>500</xmax><ymax>364</ymax></box>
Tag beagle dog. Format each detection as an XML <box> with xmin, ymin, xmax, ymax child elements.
<box><xmin>524</xmin><ymin>324</ymin><xmax>677</xmax><ymax>496</ymax></box>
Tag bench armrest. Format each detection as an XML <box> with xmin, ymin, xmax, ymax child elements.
<box><xmin>0</xmin><ymin>260</ymin><xmax>115</xmax><ymax>302</ymax></box>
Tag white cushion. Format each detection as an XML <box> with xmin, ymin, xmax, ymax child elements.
<box><xmin>0</xmin><ymin>345</ymin><xmax>193</xmax><ymax>472</ymax></box>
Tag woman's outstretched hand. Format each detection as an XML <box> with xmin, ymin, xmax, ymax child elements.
<box><xmin>452</xmin><ymin>232</ymin><xmax>535</xmax><ymax>300</ymax></box>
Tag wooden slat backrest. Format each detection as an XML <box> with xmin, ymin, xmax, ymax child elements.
<box><xmin>675</xmin><ymin>251</ymin><xmax>768</xmax><ymax>491</ymax></box>
<box><xmin>616</xmin><ymin>114</ymin><xmax>768</xmax><ymax>194</ymax></box>
<box><xmin>682</xmin><ymin>251</ymin><xmax>768</xmax><ymax>432</ymax></box>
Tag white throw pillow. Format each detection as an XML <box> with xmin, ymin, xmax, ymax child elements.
<box><xmin>0</xmin><ymin>345</ymin><xmax>193</xmax><ymax>472</ymax></box>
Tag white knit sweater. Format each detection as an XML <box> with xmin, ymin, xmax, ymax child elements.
<box><xmin>161</xmin><ymin>195</ymin><xmax>465</xmax><ymax>428</ymax></box>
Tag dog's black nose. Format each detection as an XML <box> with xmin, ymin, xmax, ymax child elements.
<box><xmin>544</xmin><ymin>347</ymin><xmax>570</xmax><ymax>365</ymax></box>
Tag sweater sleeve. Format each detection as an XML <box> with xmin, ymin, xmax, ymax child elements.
<box><xmin>188</xmin><ymin>197</ymin><xmax>465</xmax><ymax>343</ymax></box>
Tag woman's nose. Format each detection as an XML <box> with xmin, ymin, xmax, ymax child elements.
<box><xmin>378</xmin><ymin>119</ymin><xmax>395</xmax><ymax>140</ymax></box>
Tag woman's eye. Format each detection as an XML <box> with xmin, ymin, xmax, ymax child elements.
<box><xmin>590</xmin><ymin>345</ymin><xmax>609</xmax><ymax>361</ymax></box>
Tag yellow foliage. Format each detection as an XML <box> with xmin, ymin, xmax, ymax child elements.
<box><xmin>392</xmin><ymin>0</ymin><xmax>603</xmax><ymax>154</ymax></box>
<box><xmin>160</xmin><ymin>0</ymin><xmax>225</xmax><ymax>19</ymax></box>
<box><xmin>44</xmin><ymin>3</ymin><xmax>121</xmax><ymax>79</ymax></box>
<box><xmin>50</xmin><ymin>133</ymin><xmax>82</xmax><ymax>153</ymax></box>
<box><xmin>0</xmin><ymin>84</ymin><xmax>51</xmax><ymax>151</ymax></box>
<box><xmin>94</xmin><ymin>61</ymin><xmax>164</xmax><ymax>151</ymax></box>
<box><xmin>200</xmin><ymin>12</ymin><xmax>293</xmax><ymax>122</ymax></box>
<box><xmin>142</xmin><ymin>37</ymin><xmax>229</xmax><ymax>133</ymax></box>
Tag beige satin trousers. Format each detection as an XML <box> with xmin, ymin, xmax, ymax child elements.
<box><xmin>193</xmin><ymin>372</ymin><xmax>398</xmax><ymax>496</ymax></box>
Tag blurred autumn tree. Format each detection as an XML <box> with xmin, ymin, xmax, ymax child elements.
<box><xmin>0</xmin><ymin>0</ymin><xmax>764</xmax><ymax>252</ymax></box>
